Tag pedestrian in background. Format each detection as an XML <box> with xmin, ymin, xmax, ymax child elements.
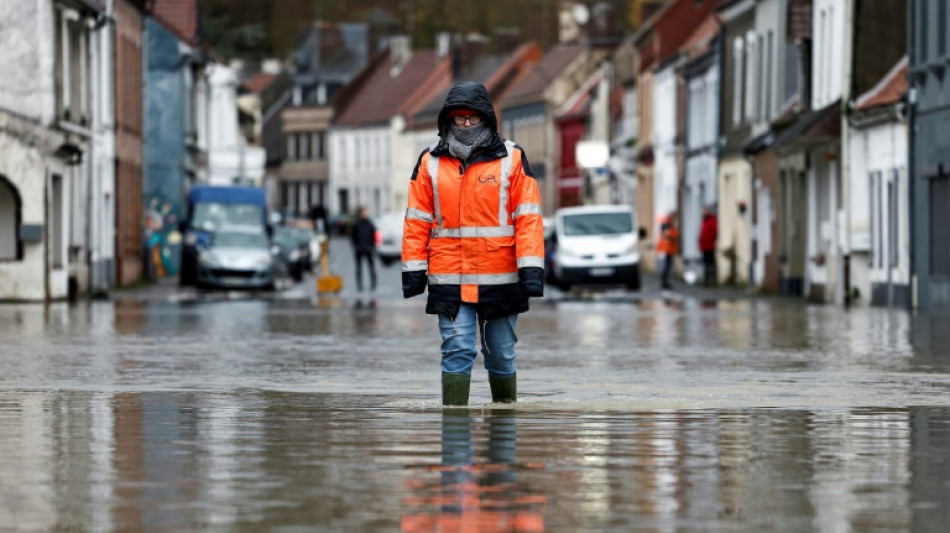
<box><xmin>698</xmin><ymin>205</ymin><xmax>718</xmax><ymax>286</ymax></box>
<box><xmin>401</xmin><ymin>81</ymin><xmax>545</xmax><ymax>406</ymax></box>
<box><xmin>657</xmin><ymin>212</ymin><xmax>680</xmax><ymax>290</ymax></box>
<box><xmin>351</xmin><ymin>206</ymin><xmax>377</xmax><ymax>293</ymax></box>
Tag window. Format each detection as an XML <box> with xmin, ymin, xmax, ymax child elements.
<box><xmin>0</xmin><ymin>176</ymin><xmax>22</xmax><ymax>261</ymax></box>
<box><xmin>55</xmin><ymin>7</ymin><xmax>90</xmax><ymax>125</ymax></box>
<box><xmin>756</xmin><ymin>33</ymin><xmax>764</xmax><ymax>121</ymax></box>
<box><xmin>745</xmin><ymin>32</ymin><xmax>757</xmax><ymax>122</ymax></box>
<box><xmin>286</xmin><ymin>134</ymin><xmax>297</xmax><ymax>160</ymax></box>
<box><xmin>871</xmin><ymin>171</ymin><xmax>883</xmax><ymax>267</ymax></box>
<box><xmin>298</xmin><ymin>133</ymin><xmax>311</xmax><ymax>160</ymax></box>
<box><xmin>312</xmin><ymin>132</ymin><xmax>324</xmax><ymax>160</ymax></box>
<box><xmin>766</xmin><ymin>30</ymin><xmax>774</xmax><ymax>121</ymax></box>
<box><xmin>930</xmin><ymin>173</ymin><xmax>950</xmax><ymax>277</ymax></box>
<box><xmin>51</xmin><ymin>174</ymin><xmax>64</xmax><ymax>269</ymax></box>
<box><xmin>939</xmin><ymin>0</ymin><xmax>947</xmax><ymax>57</ymax></box>
<box><xmin>888</xmin><ymin>169</ymin><xmax>899</xmax><ymax>269</ymax></box>
<box><xmin>733</xmin><ymin>37</ymin><xmax>744</xmax><ymax>126</ymax></box>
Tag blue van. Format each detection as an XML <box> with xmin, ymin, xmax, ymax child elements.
<box><xmin>179</xmin><ymin>185</ymin><xmax>270</xmax><ymax>286</ymax></box>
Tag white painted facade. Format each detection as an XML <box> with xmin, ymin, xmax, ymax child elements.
<box><xmin>652</xmin><ymin>65</ymin><xmax>678</xmax><ymax>232</ymax></box>
<box><xmin>0</xmin><ymin>0</ymin><xmax>104</xmax><ymax>300</ymax></box>
<box><xmin>849</xmin><ymin>118</ymin><xmax>909</xmax><ymax>306</ymax></box>
<box><xmin>683</xmin><ymin>61</ymin><xmax>720</xmax><ymax>276</ymax></box>
<box><xmin>329</xmin><ymin>126</ymin><xmax>393</xmax><ymax>217</ymax></box>
<box><xmin>90</xmin><ymin>0</ymin><xmax>116</xmax><ymax>293</ymax></box>
<box><xmin>390</xmin><ymin>119</ymin><xmax>438</xmax><ymax>218</ymax></box>
<box><xmin>749</xmin><ymin>0</ymin><xmax>783</xmax><ymax>136</ymax></box>
<box><xmin>204</xmin><ymin>64</ymin><xmax>265</xmax><ymax>186</ymax></box>
<box><xmin>806</xmin><ymin>0</ymin><xmax>847</xmax><ymax>303</ymax></box>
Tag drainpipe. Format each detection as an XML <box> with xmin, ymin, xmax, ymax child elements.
<box><xmin>840</xmin><ymin>0</ymin><xmax>856</xmax><ymax>307</ymax></box>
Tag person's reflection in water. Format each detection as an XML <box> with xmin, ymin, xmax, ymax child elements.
<box><xmin>401</xmin><ymin>409</ymin><xmax>545</xmax><ymax>532</ymax></box>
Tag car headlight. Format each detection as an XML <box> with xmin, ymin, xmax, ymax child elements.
<box><xmin>289</xmin><ymin>249</ymin><xmax>302</xmax><ymax>262</ymax></box>
<box><xmin>624</xmin><ymin>241</ymin><xmax>639</xmax><ymax>255</ymax></box>
<box><xmin>559</xmin><ymin>247</ymin><xmax>579</xmax><ymax>259</ymax></box>
<box><xmin>199</xmin><ymin>252</ymin><xmax>219</xmax><ymax>267</ymax></box>
<box><xmin>254</xmin><ymin>255</ymin><xmax>272</xmax><ymax>269</ymax></box>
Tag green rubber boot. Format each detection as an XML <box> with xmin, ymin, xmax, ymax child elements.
<box><xmin>489</xmin><ymin>373</ymin><xmax>517</xmax><ymax>404</ymax></box>
<box><xmin>442</xmin><ymin>373</ymin><xmax>471</xmax><ymax>406</ymax></box>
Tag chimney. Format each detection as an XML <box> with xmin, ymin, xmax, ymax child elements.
<box><xmin>437</xmin><ymin>32</ymin><xmax>452</xmax><ymax>58</ymax></box>
<box><xmin>389</xmin><ymin>35</ymin><xmax>412</xmax><ymax>76</ymax></box>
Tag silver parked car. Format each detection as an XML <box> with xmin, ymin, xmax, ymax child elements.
<box><xmin>374</xmin><ymin>212</ymin><xmax>404</xmax><ymax>266</ymax></box>
<box><xmin>196</xmin><ymin>226</ymin><xmax>276</xmax><ymax>290</ymax></box>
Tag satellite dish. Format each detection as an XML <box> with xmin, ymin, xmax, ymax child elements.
<box><xmin>572</xmin><ymin>3</ymin><xmax>590</xmax><ymax>25</ymax></box>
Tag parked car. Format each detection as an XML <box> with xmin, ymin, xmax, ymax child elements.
<box><xmin>195</xmin><ymin>226</ymin><xmax>276</xmax><ymax>290</ymax></box>
<box><xmin>548</xmin><ymin>204</ymin><xmax>641</xmax><ymax>291</ymax></box>
<box><xmin>271</xmin><ymin>225</ymin><xmax>312</xmax><ymax>281</ymax></box>
<box><xmin>374</xmin><ymin>212</ymin><xmax>404</xmax><ymax>266</ymax></box>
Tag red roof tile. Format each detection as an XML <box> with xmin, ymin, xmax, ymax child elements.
<box><xmin>243</xmin><ymin>73</ymin><xmax>276</xmax><ymax>95</ymax></box>
<box><xmin>501</xmin><ymin>43</ymin><xmax>586</xmax><ymax>104</ymax></box>
<box><xmin>855</xmin><ymin>57</ymin><xmax>908</xmax><ymax>111</ymax></box>
<box><xmin>680</xmin><ymin>13</ymin><xmax>721</xmax><ymax>58</ymax></box>
<box><xmin>148</xmin><ymin>0</ymin><xmax>199</xmax><ymax>43</ymax></box>
<box><xmin>334</xmin><ymin>50</ymin><xmax>450</xmax><ymax>127</ymax></box>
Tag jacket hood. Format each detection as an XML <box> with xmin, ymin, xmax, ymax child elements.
<box><xmin>437</xmin><ymin>82</ymin><xmax>498</xmax><ymax>137</ymax></box>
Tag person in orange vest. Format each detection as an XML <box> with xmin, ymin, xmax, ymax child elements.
<box><xmin>401</xmin><ymin>82</ymin><xmax>545</xmax><ymax>406</ymax></box>
<box><xmin>657</xmin><ymin>212</ymin><xmax>680</xmax><ymax>290</ymax></box>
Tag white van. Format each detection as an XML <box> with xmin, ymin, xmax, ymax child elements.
<box><xmin>548</xmin><ymin>204</ymin><xmax>641</xmax><ymax>291</ymax></box>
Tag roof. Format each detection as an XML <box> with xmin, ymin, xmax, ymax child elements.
<box><xmin>334</xmin><ymin>50</ymin><xmax>449</xmax><ymax>127</ymax></box>
<box><xmin>855</xmin><ymin>57</ymin><xmax>908</xmax><ymax>111</ymax></box>
<box><xmin>744</xmin><ymin>101</ymin><xmax>841</xmax><ymax>154</ymax></box>
<box><xmin>242</xmin><ymin>73</ymin><xmax>276</xmax><ymax>95</ymax></box>
<box><xmin>680</xmin><ymin>13</ymin><xmax>721</xmax><ymax>59</ymax></box>
<box><xmin>637</xmin><ymin>0</ymin><xmax>719</xmax><ymax>70</ymax></box>
<box><xmin>409</xmin><ymin>42</ymin><xmax>542</xmax><ymax>126</ymax></box>
<box><xmin>500</xmin><ymin>43</ymin><xmax>586</xmax><ymax>104</ymax></box>
<box><xmin>147</xmin><ymin>0</ymin><xmax>199</xmax><ymax>44</ymax></box>
<box><xmin>555</xmin><ymin>69</ymin><xmax>604</xmax><ymax>120</ymax></box>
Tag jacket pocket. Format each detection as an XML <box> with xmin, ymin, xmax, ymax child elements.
<box><xmin>482</xmin><ymin>236</ymin><xmax>517</xmax><ymax>272</ymax></box>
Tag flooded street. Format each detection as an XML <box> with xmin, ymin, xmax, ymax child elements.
<box><xmin>1</xmin><ymin>243</ymin><xmax>950</xmax><ymax>531</ymax></box>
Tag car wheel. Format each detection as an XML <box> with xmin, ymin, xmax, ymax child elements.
<box><xmin>625</xmin><ymin>267</ymin><xmax>641</xmax><ymax>291</ymax></box>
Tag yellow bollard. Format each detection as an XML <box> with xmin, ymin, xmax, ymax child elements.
<box><xmin>316</xmin><ymin>238</ymin><xmax>343</xmax><ymax>294</ymax></box>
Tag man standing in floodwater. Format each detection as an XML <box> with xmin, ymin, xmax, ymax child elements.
<box><xmin>351</xmin><ymin>206</ymin><xmax>378</xmax><ymax>293</ymax></box>
<box><xmin>401</xmin><ymin>81</ymin><xmax>545</xmax><ymax>406</ymax></box>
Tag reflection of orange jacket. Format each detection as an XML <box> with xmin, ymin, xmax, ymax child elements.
<box><xmin>656</xmin><ymin>225</ymin><xmax>680</xmax><ymax>255</ymax></box>
<box><xmin>401</xmin><ymin>472</ymin><xmax>545</xmax><ymax>533</ymax></box>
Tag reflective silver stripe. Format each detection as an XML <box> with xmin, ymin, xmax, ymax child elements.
<box><xmin>427</xmin><ymin>149</ymin><xmax>443</xmax><ymax>231</ymax></box>
<box><xmin>428</xmin><ymin>272</ymin><xmax>519</xmax><ymax>285</ymax></box>
<box><xmin>432</xmin><ymin>226</ymin><xmax>516</xmax><ymax>238</ymax></box>
<box><xmin>405</xmin><ymin>208</ymin><xmax>434</xmax><ymax>223</ymax></box>
<box><xmin>401</xmin><ymin>260</ymin><xmax>428</xmax><ymax>271</ymax></box>
<box><xmin>498</xmin><ymin>141</ymin><xmax>515</xmax><ymax>226</ymax></box>
<box><xmin>517</xmin><ymin>256</ymin><xmax>545</xmax><ymax>268</ymax></box>
<box><xmin>512</xmin><ymin>203</ymin><xmax>541</xmax><ymax>218</ymax></box>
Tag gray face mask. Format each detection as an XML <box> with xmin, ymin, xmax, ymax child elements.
<box><xmin>446</xmin><ymin>123</ymin><xmax>491</xmax><ymax>162</ymax></box>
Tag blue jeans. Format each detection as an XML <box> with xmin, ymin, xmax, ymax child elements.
<box><xmin>438</xmin><ymin>304</ymin><xmax>518</xmax><ymax>378</ymax></box>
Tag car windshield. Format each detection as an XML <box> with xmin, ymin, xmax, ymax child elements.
<box><xmin>562</xmin><ymin>212</ymin><xmax>633</xmax><ymax>236</ymax></box>
<box><xmin>192</xmin><ymin>203</ymin><xmax>263</xmax><ymax>232</ymax></box>
<box><xmin>212</xmin><ymin>231</ymin><xmax>268</xmax><ymax>249</ymax></box>
<box><xmin>273</xmin><ymin>227</ymin><xmax>307</xmax><ymax>248</ymax></box>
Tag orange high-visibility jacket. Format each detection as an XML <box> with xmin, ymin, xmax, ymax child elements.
<box><xmin>401</xmin><ymin>83</ymin><xmax>544</xmax><ymax>319</ymax></box>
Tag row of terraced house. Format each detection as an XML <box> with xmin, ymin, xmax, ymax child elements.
<box><xmin>0</xmin><ymin>0</ymin><xmax>266</xmax><ymax>301</ymax></box>
<box><xmin>263</xmin><ymin>0</ymin><xmax>945</xmax><ymax>311</ymax></box>
<box><xmin>3</xmin><ymin>1</ymin><xmax>947</xmax><ymax>313</ymax></box>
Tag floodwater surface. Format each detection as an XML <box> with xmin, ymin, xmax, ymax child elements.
<box><xmin>1</xmin><ymin>292</ymin><xmax>949</xmax><ymax>531</ymax></box>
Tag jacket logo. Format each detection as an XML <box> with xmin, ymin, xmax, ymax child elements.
<box><xmin>478</xmin><ymin>173</ymin><xmax>498</xmax><ymax>185</ymax></box>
